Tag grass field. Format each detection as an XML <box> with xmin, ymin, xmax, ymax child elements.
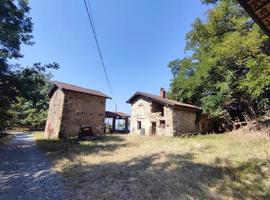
<box><xmin>34</xmin><ymin>128</ymin><xmax>270</xmax><ymax>200</ymax></box>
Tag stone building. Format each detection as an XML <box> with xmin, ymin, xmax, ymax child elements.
<box><xmin>45</xmin><ymin>81</ymin><xmax>111</xmax><ymax>139</ymax></box>
<box><xmin>127</xmin><ymin>89</ymin><xmax>208</xmax><ymax>136</ymax></box>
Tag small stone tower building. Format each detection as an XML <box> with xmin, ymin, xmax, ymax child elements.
<box><xmin>45</xmin><ymin>81</ymin><xmax>111</xmax><ymax>139</ymax></box>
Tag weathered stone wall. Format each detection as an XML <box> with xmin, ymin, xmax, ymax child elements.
<box><xmin>130</xmin><ymin>97</ymin><xmax>174</xmax><ymax>136</ymax></box>
<box><xmin>173</xmin><ymin>107</ymin><xmax>197</xmax><ymax>134</ymax></box>
<box><xmin>152</xmin><ymin>106</ymin><xmax>174</xmax><ymax>136</ymax></box>
<box><xmin>60</xmin><ymin>90</ymin><xmax>106</xmax><ymax>137</ymax></box>
<box><xmin>130</xmin><ymin>97</ymin><xmax>209</xmax><ymax>136</ymax></box>
<box><xmin>130</xmin><ymin>98</ymin><xmax>151</xmax><ymax>135</ymax></box>
<box><xmin>45</xmin><ymin>88</ymin><xmax>65</xmax><ymax>139</ymax></box>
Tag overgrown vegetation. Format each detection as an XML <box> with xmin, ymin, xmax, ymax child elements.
<box><xmin>168</xmin><ymin>0</ymin><xmax>270</xmax><ymax>123</ymax></box>
<box><xmin>0</xmin><ymin>0</ymin><xmax>58</xmax><ymax>130</ymax></box>
<box><xmin>35</xmin><ymin>130</ymin><xmax>270</xmax><ymax>199</ymax></box>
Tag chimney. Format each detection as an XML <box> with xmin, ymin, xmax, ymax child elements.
<box><xmin>160</xmin><ymin>88</ymin><xmax>167</xmax><ymax>99</ymax></box>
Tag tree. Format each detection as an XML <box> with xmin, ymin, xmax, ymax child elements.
<box><xmin>8</xmin><ymin>63</ymin><xmax>59</xmax><ymax>129</ymax></box>
<box><xmin>168</xmin><ymin>0</ymin><xmax>270</xmax><ymax>122</ymax></box>
<box><xmin>0</xmin><ymin>0</ymin><xmax>33</xmax><ymax>127</ymax></box>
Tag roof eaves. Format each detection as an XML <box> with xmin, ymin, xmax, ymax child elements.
<box><xmin>48</xmin><ymin>81</ymin><xmax>111</xmax><ymax>99</ymax></box>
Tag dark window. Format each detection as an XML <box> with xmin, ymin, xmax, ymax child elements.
<box><xmin>160</xmin><ymin>120</ymin><xmax>165</xmax><ymax>125</ymax></box>
<box><xmin>137</xmin><ymin>121</ymin><xmax>142</xmax><ymax>130</ymax></box>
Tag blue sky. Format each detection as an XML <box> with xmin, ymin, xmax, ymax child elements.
<box><xmin>18</xmin><ymin>0</ymin><xmax>210</xmax><ymax>114</ymax></box>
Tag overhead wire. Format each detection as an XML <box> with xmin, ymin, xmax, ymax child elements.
<box><xmin>83</xmin><ymin>0</ymin><xmax>117</xmax><ymax>106</ymax></box>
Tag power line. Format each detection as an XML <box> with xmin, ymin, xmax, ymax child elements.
<box><xmin>83</xmin><ymin>0</ymin><xmax>116</xmax><ymax>105</ymax></box>
<box><xmin>87</xmin><ymin>0</ymin><xmax>97</xmax><ymax>35</ymax></box>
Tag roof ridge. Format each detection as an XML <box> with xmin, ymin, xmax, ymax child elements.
<box><xmin>48</xmin><ymin>81</ymin><xmax>111</xmax><ymax>99</ymax></box>
<box><xmin>127</xmin><ymin>91</ymin><xmax>200</xmax><ymax>110</ymax></box>
<box><xmin>54</xmin><ymin>81</ymin><xmax>100</xmax><ymax>92</ymax></box>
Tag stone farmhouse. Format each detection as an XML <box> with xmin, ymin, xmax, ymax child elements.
<box><xmin>45</xmin><ymin>81</ymin><xmax>111</xmax><ymax>139</ymax></box>
<box><xmin>127</xmin><ymin>89</ymin><xmax>208</xmax><ymax>136</ymax></box>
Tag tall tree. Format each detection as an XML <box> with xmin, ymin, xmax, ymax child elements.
<box><xmin>168</xmin><ymin>0</ymin><xmax>270</xmax><ymax>122</ymax></box>
<box><xmin>9</xmin><ymin>63</ymin><xmax>59</xmax><ymax>130</ymax></box>
<box><xmin>0</xmin><ymin>0</ymin><xmax>33</xmax><ymax>127</ymax></box>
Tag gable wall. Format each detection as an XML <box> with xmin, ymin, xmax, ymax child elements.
<box><xmin>130</xmin><ymin>97</ymin><xmax>174</xmax><ymax>136</ymax></box>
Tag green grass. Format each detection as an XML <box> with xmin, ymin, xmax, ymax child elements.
<box><xmin>34</xmin><ymin>130</ymin><xmax>270</xmax><ymax>200</ymax></box>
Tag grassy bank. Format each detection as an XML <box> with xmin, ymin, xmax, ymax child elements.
<box><xmin>34</xmin><ymin>129</ymin><xmax>270</xmax><ymax>200</ymax></box>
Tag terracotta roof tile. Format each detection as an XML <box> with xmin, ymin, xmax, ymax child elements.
<box><xmin>238</xmin><ymin>0</ymin><xmax>270</xmax><ymax>37</ymax></box>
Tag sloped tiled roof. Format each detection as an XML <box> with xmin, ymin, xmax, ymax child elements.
<box><xmin>48</xmin><ymin>81</ymin><xmax>111</xmax><ymax>99</ymax></box>
<box><xmin>126</xmin><ymin>91</ymin><xmax>200</xmax><ymax>110</ymax></box>
<box><xmin>238</xmin><ymin>0</ymin><xmax>270</xmax><ymax>37</ymax></box>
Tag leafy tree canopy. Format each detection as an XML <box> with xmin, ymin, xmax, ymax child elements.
<box><xmin>0</xmin><ymin>0</ymin><xmax>33</xmax><ymax>127</ymax></box>
<box><xmin>0</xmin><ymin>0</ymin><xmax>59</xmax><ymax>129</ymax></box>
<box><xmin>168</xmin><ymin>0</ymin><xmax>270</xmax><ymax>121</ymax></box>
<box><xmin>8</xmin><ymin>63</ymin><xmax>59</xmax><ymax>129</ymax></box>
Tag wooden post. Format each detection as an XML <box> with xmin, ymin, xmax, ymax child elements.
<box><xmin>125</xmin><ymin>118</ymin><xmax>128</xmax><ymax>132</ymax></box>
<box><xmin>112</xmin><ymin>118</ymin><xmax>116</xmax><ymax>132</ymax></box>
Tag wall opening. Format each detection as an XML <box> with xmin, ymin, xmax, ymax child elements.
<box><xmin>151</xmin><ymin>122</ymin><xmax>156</xmax><ymax>135</ymax></box>
<box><xmin>137</xmin><ymin>121</ymin><xmax>142</xmax><ymax>130</ymax></box>
<box><xmin>151</xmin><ymin>102</ymin><xmax>164</xmax><ymax>116</ymax></box>
<box><xmin>160</xmin><ymin>120</ymin><xmax>165</xmax><ymax>128</ymax></box>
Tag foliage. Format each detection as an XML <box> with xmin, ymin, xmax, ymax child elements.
<box><xmin>0</xmin><ymin>1</ymin><xmax>59</xmax><ymax>129</ymax></box>
<box><xmin>168</xmin><ymin>0</ymin><xmax>270</xmax><ymax>121</ymax></box>
<box><xmin>8</xmin><ymin>63</ymin><xmax>59</xmax><ymax>129</ymax></box>
<box><xmin>0</xmin><ymin>0</ymin><xmax>33</xmax><ymax>127</ymax></box>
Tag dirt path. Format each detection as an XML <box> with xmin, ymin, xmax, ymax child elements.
<box><xmin>0</xmin><ymin>133</ymin><xmax>67</xmax><ymax>200</ymax></box>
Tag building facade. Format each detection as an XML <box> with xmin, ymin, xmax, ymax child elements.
<box><xmin>127</xmin><ymin>89</ymin><xmax>208</xmax><ymax>136</ymax></box>
<box><xmin>45</xmin><ymin>81</ymin><xmax>110</xmax><ymax>139</ymax></box>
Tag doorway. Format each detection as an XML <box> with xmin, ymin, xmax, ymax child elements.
<box><xmin>151</xmin><ymin>122</ymin><xmax>156</xmax><ymax>135</ymax></box>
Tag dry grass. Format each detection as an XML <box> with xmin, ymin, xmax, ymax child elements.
<box><xmin>34</xmin><ymin>129</ymin><xmax>270</xmax><ymax>200</ymax></box>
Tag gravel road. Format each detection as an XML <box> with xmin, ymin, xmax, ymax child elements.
<box><xmin>0</xmin><ymin>133</ymin><xmax>67</xmax><ymax>200</ymax></box>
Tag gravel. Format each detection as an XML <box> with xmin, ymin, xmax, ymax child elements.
<box><xmin>0</xmin><ymin>132</ymin><xmax>67</xmax><ymax>200</ymax></box>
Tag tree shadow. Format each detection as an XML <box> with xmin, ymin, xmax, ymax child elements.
<box><xmin>60</xmin><ymin>152</ymin><xmax>270</xmax><ymax>200</ymax></box>
<box><xmin>35</xmin><ymin>135</ymin><xmax>129</xmax><ymax>161</ymax></box>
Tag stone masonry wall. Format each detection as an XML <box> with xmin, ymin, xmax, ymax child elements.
<box><xmin>129</xmin><ymin>97</ymin><xmax>205</xmax><ymax>136</ymax></box>
<box><xmin>130</xmin><ymin>97</ymin><xmax>174</xmax><ymax>136</ymax></box>
<box><xmin>45</xmin><ymin>88</ymin><xmax>65</xmax><ymax>139</ymax></box>
<box><xmin>60</xmin><ymin>90</ymin><xmax>106</xmax><ymax>137</ymax></box>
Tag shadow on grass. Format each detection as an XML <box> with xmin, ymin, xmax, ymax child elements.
<box><xmin>35</xmin><ymin>135</ymin><xmax>128</xmax><ymax>161</ymax></box>
<box><xmin>61</xmin><ymin>153</ymin><xmax>270</xmax><ymax>200</ymax></box>
<box><xmin>35</xmin><ymin>134</ymin><xmax>270</xmax><ymax>199</ymax></box>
